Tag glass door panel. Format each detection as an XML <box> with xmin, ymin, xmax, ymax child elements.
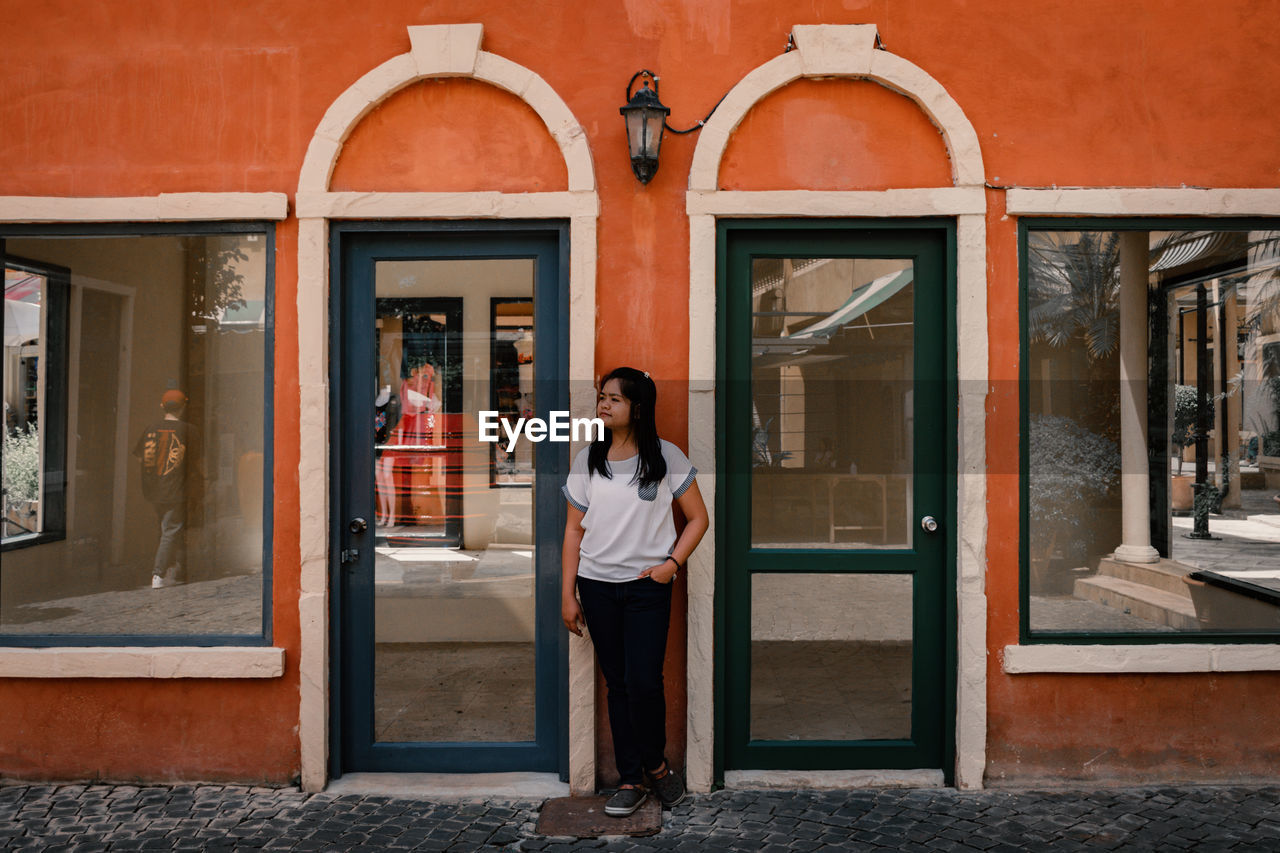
<box><xmin>371</xmin><ymin>261</ymin><xmax>535</xmax><ymax>745</ymax></box>
<box><xmin>750</xmin><ymin>258</ymin><xmax>915</xmax><ymax>549</ymax></box>
<box><xmin>750</xmin><ymin>573</ymin><xmax>913</xmax><ymax>742</ymax></box>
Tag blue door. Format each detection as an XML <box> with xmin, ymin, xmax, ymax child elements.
<box><xmin>332</xmin><ymin>223</ymin><xmax>568</xmax><ymax>775</ymax></box>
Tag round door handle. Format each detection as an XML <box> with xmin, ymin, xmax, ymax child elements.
<box><xmin>349</xmin><ymin>517</ymin><xmax>368</xmax><ymax>534</ymax></box>
<box><xmin>920</xmin><ymin>516</ymin><xmax>939</xmax><ymax>533</ymax></box>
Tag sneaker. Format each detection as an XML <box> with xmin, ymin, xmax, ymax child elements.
<box><xmin>151</xmin><ymin>574</ymin><xmax>166</xmax><ymax>589</ymax></box>
<box><xmin>603</xmin><ymin>785</ymin><xmax>647</xmax><ymax>817</ymax></box>
<box><xmin>647</xmin><ymin>764</ymin><xmax>686</xmax><ymax>808</ymax></box>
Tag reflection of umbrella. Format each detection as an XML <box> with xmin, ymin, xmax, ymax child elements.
<box><xmin>3</xmin><ymin>297</ymin><xmax>41</xmax><ymax>347</ymax></box>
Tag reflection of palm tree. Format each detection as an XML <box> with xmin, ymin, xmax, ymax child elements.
<box><xmin>1028</xmin><ymin>232</ymin><xmax>1121</xmax><ymax>359</ymax></box>
<box><xmin>1027</xmin><ymin>232</ymin><xmax>1123</xmax><ymax>442</ymax></box>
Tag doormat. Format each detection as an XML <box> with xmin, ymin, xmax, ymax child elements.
<box><xmin>535</xmin><ymin>795</ymin><xmax>661</xmax><ymax>837</ymax></box>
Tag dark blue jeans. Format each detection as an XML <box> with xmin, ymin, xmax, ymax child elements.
<box><xmin>576</xmin><ymin>575</ymin><xmax>672</xmax><ymax>787</ymax></box>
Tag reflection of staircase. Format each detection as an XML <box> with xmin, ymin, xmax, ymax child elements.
<box><xmin>1073</xmin><ymin>557</ymin><xmax>1198</xmax><ymax>630</ymax></box>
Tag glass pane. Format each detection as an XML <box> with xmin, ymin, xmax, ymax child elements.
<box><xmin>750</xmin><ymin>257</ymin><xmax>914</xmax><ymax>549</ymax></box>
<box><xmin>750</xmin><ymin>573</ymin><xmax>913</xmax><ymax>741</ymax></box>
<box><xmin>1</xmin><ymin>234</ymin><xmax>267</xmax><ymax>637</ymax></box>
<box><xmin>372</xmin><ymin>259</ymin><xmax>536</xmax><ymax>743</ymax></box>
<box><xmin>1027</xmin><ymin>229</ymin><xmax>1280</xmax><ymax>634</ymax></box>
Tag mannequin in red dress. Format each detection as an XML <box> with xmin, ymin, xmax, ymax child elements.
<box><xmin>389</xmin><ymin>362</ymin><xmax>442</xmax><ymax>525</ymax></box>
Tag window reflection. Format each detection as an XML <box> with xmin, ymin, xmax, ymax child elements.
<box><xmin>750</xmin><ymin>258</ymin><xmax>914</xmax><ymax>548</ymax></box>
<box><xmin>1</xmin><ymin>233</ymin><xmax>268</xmax><ymax>638</ymax></box>
<box><xmin>1027</xmin><ymin>229</ymin><xmax>1280</xmax><ymax>634</ymax></box>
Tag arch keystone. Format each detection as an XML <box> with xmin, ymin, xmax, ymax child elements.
<box><xmin>792</xmin><ymin>24</ymin><xmax>878</xmax><ymax>76</ymax></box>
<box><xmin>408</xmin><ymin>23</ymin><xmax>483</xmax><ymax>76</ymax></box>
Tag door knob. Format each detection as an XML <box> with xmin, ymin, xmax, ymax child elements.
<box><xmin>349</xmin><ymin>517</ymin><xmax>368</xmax><ymax>534</ymax></box>
<box><xmin>920</xmin><ymin>516</ymin><xmax>939</xmax><ymax>533</ymax></box>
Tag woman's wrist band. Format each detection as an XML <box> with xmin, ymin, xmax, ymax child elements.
<box><xmin>665</xmin><ymin>556</ymin><xmax>681</xmax><ymax>571</ymax></box>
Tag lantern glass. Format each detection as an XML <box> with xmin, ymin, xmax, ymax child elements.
<box><xmin>623</xmin><ymin>108</ymin><xmax>650</xmax><ymax>157</ymax></box>
<box><xmin>643</xmin><ymin>110</ymin><xmax>666</xmax><ymax>158</ymax></box>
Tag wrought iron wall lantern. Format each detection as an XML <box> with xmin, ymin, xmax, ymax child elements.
<box><xmin>620</xmin><ymin>70</ymin><xmax>720</xmax><ymax>184</ymax></box>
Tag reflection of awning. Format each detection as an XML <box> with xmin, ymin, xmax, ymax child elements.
<box><xmin>789</xmin><ymin>268</ymin><xmax>913</xmax><ymax>341</ymax></box>
<box><xmin>752</xmin><ymin>268</ymin><xmax>914</xmax><ymax>370</ymax></box>
<box><xmin>1149</xmin><ymin>231</ymin><xmax>1235</xmax><ymax>272</ymax></box>
<box><xmin>217</xmin><ymin>299</ymin><xmax>266</xmax><ymax>332</ymax></box>
<box><xmin>4</xmin><ymin>297</ymin><xmax>41</xmax><ymax>347</ymax></box>
<box><xmin>4</xmin><ymin>272</ymin><xmax>42</xmax><ymax>301</ymax></box>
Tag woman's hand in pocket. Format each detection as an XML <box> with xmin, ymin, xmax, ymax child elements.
<box><xmin>638</xmin><ymin>561</ymin><xmax>678</xmax><ymax>584</ymax></box>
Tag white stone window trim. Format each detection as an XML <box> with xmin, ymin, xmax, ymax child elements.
<box><xmin>295</xmin><ymin>24</ymin><xmax>598</xmax><ymax>794</ymax></box>
<box><xmin>0</xmin><ymin>194</ymin><xmax>287</xmax><ymax>681</ymax></box>
<box><xmin>295</xmin><ymin>191</ymin><xmax>598</xmax><ymax>220</ymax></box>
<box><xmin>1008</xmin><ymin>187</ymin><xmax>1280</xmax><ymax>671</ymax></box>
<box><xmin>1003</xmin><ymin>644</ymin><xmax>1280</xmax><ymax>674</ymax></box>
<box><xmin>687</xmin><ymin>188</ymin><xmax>985</xmax><ymax>217</ymax></box>
<box><xmin>0</xmin><ymin>647</ymin><xmax>285</xmax><ymax>679</ymax></box>
<box><xmin>685</xmin><ymin>23</ymin><xmax>989</xmax><ymax>791</ymax></box>
<box><xmin>0</xmin><ymin>194</ymin><xmax>289</xmax><ymax>222</ymax></box>
<box><xmin>1006</xmin><ymin>188</ymin><xmax>1280</xmax><ymax>216</ymax></box>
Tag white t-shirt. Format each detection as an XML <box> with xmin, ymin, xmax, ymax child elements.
<box><xmin>562</xmin><ymin>439</ymin><xmax>698</xmax><ymax>583</ymax></box>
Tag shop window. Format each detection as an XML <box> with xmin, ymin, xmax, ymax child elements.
<box><xmin>1022</xmin><ymin>222</ymin><xmax>1280</xmax><ymax>640</ymax></box>
<box><xmin>0</xmin><ymin>227</ymin><xmax>272</xmax><ymax>644</ymax></box>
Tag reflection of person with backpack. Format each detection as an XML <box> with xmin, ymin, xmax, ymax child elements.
<box><xmin>134</xmin><ymin>389</ymin><xmax>198</xmax><ymax>589</ymax></box>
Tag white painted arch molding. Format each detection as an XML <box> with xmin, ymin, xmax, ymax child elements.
<box><xmin>688</xmin><ymin>24</ymin><xmax>985</xmax><ymax>191</ymax></box>
<box><xmin>297</xmin><ymin>24</ymin><xmax>595</xmax><ymax>194</ymax></box>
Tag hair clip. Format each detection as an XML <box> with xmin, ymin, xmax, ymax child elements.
<box><xmin>643</xmin><ymin>371</ymin><xmax>650</xmax><ymax>378</ymax></box>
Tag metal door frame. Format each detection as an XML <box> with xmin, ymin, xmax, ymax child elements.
<box><xmin>329</xmin><ymin>221</ymin><xmax>570</xmax><ymax>778</ymax></box>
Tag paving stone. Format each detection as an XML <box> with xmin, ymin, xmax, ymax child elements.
<box><xmin>1</xmin><ymin>783</ymin><xmax>1277</xmax><ymax>851</ymax></box>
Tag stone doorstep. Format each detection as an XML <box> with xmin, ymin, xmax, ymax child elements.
<box><xmin>324</xmin><ymin>772</ymin><xmax>567</xmax><ymax>803</ymax></box>
<box><xmin>535</xmin><ymin>794</ymin><xmax>661</xmax><ymax>838</ymax></box>
<box><xmin>1073</xmin><ymin>575</ymin><xmax>1199</xmax><ymax>630</ymax></box>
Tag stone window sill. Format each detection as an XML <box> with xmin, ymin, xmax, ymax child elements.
<box><xmin>1002</xmin><ymin>644</ymin><xmax>1280</xmax><ymax>674</ymax></box>
<box><xmin>0</xmin><ymin>647</ymin><xmax>285</xmax><ymax>678</ymax></box>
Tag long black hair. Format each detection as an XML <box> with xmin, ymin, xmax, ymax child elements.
<box><xmin>588</xmin><ymin>366</ymin><xmax>667</xmax><ymax>489</ymax></box>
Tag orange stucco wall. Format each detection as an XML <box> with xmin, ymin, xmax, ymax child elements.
<box><xmin>2</xmin><ymin>0</ymin><xmax>1278</xmax><ymax>784</ymax></box>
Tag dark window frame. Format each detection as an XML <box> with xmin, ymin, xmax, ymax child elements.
<box><xmin>1019</xmin><ymin>216</ymin><xmax>1280</xmax><ymax>645</ymax></box>
<box><xmin>0</xmin><ymin>222</ymin><xmax>275</xmax><ymax>647</ymax></box>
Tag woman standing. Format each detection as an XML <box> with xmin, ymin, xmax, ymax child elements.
<box><xmin>561</xmin><ymin>367</ymin><xmax>709</xmax><ymax>817</ymax></box>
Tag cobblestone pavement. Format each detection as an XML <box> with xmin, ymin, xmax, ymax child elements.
<box><xmin>3</xmin><ymin>783</ymin><xmax>1278</xmax><ymax>851</ymax></box>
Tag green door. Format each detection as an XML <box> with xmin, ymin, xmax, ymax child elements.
<box><xmin>719</xmin><ymin>221</ymin><xmax>954</xmax><ymax>778</ymax></box>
